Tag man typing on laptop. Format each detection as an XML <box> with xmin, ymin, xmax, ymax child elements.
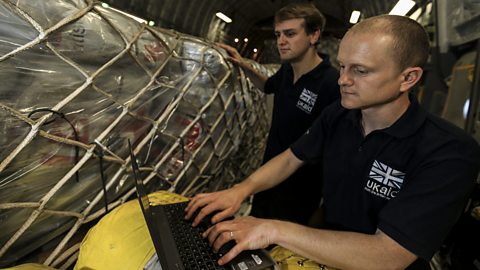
<box><xmin>129</xmin><ymin>140</ymin><xmax>276</xmax><ymax>270</ymax></box>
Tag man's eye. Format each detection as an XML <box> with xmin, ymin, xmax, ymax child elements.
<box><xmin>285</xmin><ymin>31</ymin><xmax>295</xmax><ymax>37</ymax></box>
<box><xmin>354</xmin><ymin>68</ymin><xmax>368</xmax><ymax>75</ymax></box>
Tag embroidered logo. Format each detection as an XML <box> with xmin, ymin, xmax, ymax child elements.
<box><xmin>296</xmin><ymin>88</ymin><xmax>317</xmax><ymax>114</ymax></box>
<box><xmin>364</xmin><ymin>160</ymin><xmax>405</xmax><ymax>200</ymax></box>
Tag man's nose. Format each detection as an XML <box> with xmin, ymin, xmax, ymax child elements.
<box><xmin>338</xmin><ymin>70</ymin><xmax>352</xmax><ymax>86</ymax></box>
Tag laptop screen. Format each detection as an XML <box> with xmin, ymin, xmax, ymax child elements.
<box><xmin>128</xmin><ymin>140</ymin><xmax>150</xmax><ymax>213</ymax></box>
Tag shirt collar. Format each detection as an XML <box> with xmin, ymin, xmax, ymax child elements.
<box><xmin>345</xmin><ymin>94</ymin><xmax>427</xmax><ymax>138</ymax></box>
<box><xmin>309</xmin><ymin>53</ymin><xmax>332</xmax><ymax>79</ymax></box>
<box><xmin>384</xmin><ymin>95</ymin><xmax>427</xmax><ymax>138</ymax></box>
<box><xmin>284</xmin><ymin>53</ymin><xmax>332</xmax><ymax>79</ymax></box>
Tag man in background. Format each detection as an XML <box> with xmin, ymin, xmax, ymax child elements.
<box><xmin>215</xmin><ymin>2</ymin><xmax>340</xmax><ymax>225</ymax></box>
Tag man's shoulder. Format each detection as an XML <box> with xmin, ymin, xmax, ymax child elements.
<box><xmin>425</xmin><ymin>113</ymin><xmax>476</xmax><ymax>140</ymax></box>
<box><xmin>266</xmin><ymin>63</ymin><xmax>291</xmax><ymax>81</ymax></box>
<box><xmin>311</xmin><ymin>58</ymin><xmax>339</xmax><ymax>77</ymax></box>
<box><xmin>418</xmin><ymin>112</ymin><xmax>480</xmax><ymax>155</ymax></box>
<box><xmin>323</xmin><ymin>99</ymin><xmax>343</xmax><ymax>112</ymax></box>
<box><xmin>314</xmin><ymin>100</ymin><xmax>349</xmax><ymax>125</ymax></box>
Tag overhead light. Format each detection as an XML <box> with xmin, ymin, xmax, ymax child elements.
<box><xmin>148</xmin><ymin>21</ymin><xmax>155</xmax><ymax>26</ymax></box>
<box><xmin>234</xmin><ymin>38</ymin><xmax>239</xmax><ymax>43</ymax></box>
<box><xmin>216</xmin><ymin>12</ymin><xmax>232</xmax><ymax>23</ymax></box>
<box><xmin>253</xmin><ymin>48</ymin><xmax>258</xmax><ymax>53</ymax></box>
<box><xmin>409</xmin><ymin>8</ymin><xmax>422</xmax><ymax>21</ymax></box>
<box><xmin>425</xmin><ymin>2</ymin><xmax>432</xmax><ymax>15</ymax></box>
<box><xmin>349</xmin><ymin>10</ymin><xmax>361</xmax><ymax>24</ymax></box>
<box><xmin>389</xmin><ymin>0</ymin><xmax>416</xmax><ymax>16</ymax></box>
<box><xmin>244</xmin><ymin>38</ymin><xmax>248</xmax><ymax>43</ymax></box>
<box><xmin>463</xmin><ymin>99</ymin><xmax>470</xmax><ymax>120</ymax></box>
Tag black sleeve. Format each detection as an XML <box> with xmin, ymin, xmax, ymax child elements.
<box><xmin>264</xmin><ymin>65</ymin><xmax>285</xmax><ymax>94</ymax></box>
<box><xmin>290</xmin><ymin>101</ymin><xmax>340</xmax><ymax>163</ymax></box>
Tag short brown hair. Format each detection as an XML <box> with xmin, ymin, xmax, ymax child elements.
<box><xmin>274</xmin><ymin>3</ymin><xmax>326</xmax><ymax>35</ymax></box>
<box><xmin>347</xmin><ymin>15</ymin><xmax>429</xmax><ymax>70</ymax></box>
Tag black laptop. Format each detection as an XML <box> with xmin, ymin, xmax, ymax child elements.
<box><xmin>128</xmin><ymin>140</ymin><xmax>276</xmax><ymax>270</ymax></box>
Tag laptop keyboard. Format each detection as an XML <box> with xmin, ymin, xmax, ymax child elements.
<box><xmin>163</xmin><ymin>201</ymin><xmax>228</xmax><ymax>270</ymax></box>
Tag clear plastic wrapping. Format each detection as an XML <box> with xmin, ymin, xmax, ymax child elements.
<box><xmin>0</xmin><ymin>0</ymin><xmax>277</xmax><ymax>267</ymax></box>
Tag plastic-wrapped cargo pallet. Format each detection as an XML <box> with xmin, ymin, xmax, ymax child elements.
<box><xmin>0</xmin><ymin>0</ymin><xmax>277</xmax><ymax>268</ymax></box>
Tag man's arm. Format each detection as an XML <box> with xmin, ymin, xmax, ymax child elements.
<box><xmin>206</xmin><ymin>217</ymin><xmax>418</xmax><ymax>270</ymax></box>
<box><xmin>217</xmin><ymin>43</ymin><xmax>268</xmax><ymax>90</ymax></box>
<box><xmin>275</xmin><ymin>222</ymin><xmax>418</xmax><ymax>270</ymax></box>
<box><xmin>185</xmin><ymin>149</ymin><xmax>304</xmax><ymax>226</ymax></box>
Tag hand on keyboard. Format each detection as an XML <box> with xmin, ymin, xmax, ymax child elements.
<box><xmin>203</xmin><ymin>216</ymin><xmax>278</xmax><ymax>266</ymax></box>
<box><xmin>217</xmin><ymin>239</ymin><xmax>235</xmax><ymax>256</ymax></box>
<box><xmin>184</xmin><ymin>186</ymin><xmax>248</xmax><ymax>227</ymax></box>
<box><xmin>187</xmin><ymin>201</ymin><xmax>234</xmax><ymax>226</ymax></box>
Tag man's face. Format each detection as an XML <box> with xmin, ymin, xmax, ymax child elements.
<box><xmin>274</xmin><ymin>18</ymin><xmax>318</xmax><ymax>63</ymax></box>
<box><xmin>337</xmin><ymin>32</ymin><xmax>406</xmax><ymax>111</ymax></box>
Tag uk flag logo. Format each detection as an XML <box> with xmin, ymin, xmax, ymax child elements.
<box><xmin>365</xmin><ymin>160</ymin><xmax>405</xmax><ymax>199</ymax></box>
<box><xmin>296</xmin><ymin>88</ymin><xmax>317</xmax><ymax>114</ymax></box>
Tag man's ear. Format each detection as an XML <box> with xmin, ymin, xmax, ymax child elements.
<box><xmin>400</xmin><ymin>67</ymin><xmax>423</xmax><ymax>92</ymax></box>
<box><xmin>310</xmin><ymin>29</ymin><xmax>321</xmax><ymax>46</ymax></box>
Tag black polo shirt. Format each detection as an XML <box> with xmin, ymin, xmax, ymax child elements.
<box><xmin>291</xmin><ymin>97</ymin><xmax>480</xmax><ymax>267</ymax></box>
<box><xmin>263</xmin><ymin>54</ymin><xmax>340</xmax><ymax>161</ymax></box>
<box><xmin>250</xmin><ymin>54</ymin><xmax>340</xmax><ymax>225</ymax></box>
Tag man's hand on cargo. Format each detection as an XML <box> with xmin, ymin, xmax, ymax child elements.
<box><xmin>217</xmin><ymin>43</ymin><xmax>249</xmax><ymax>69</ymax></box>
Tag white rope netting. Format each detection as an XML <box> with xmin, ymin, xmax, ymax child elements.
<box><xmin>0</xmin><ymin>0</ymin><xmax>276</xmax><ymax>268</ymax></box>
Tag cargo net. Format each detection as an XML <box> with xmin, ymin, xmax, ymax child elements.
<box><xmin>0</xmin><ymin>0</ymin><xmax>276</xmax><ymax>268</ymax></box>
